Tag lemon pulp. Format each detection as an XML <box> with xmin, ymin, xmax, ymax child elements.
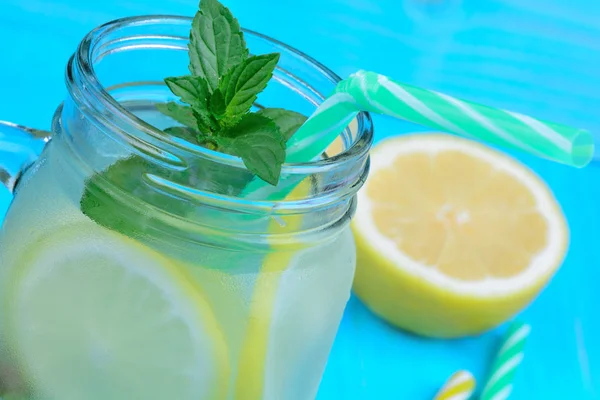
<box><xmin>353</xmin><ymin>134</ymin><xmax>568</xmax><ymax>337</ymax></box>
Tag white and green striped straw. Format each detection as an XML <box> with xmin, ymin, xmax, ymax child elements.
<box><xmin>287</xmin><ymin>70</ymin><xmax>593</xmax><ymax>167</ymax></box>
<box><xmin>480</xmin><ymin>322</ymin><xmax>531</xmax><ymax>400</ymax></box>
<box><xmin>243</xmin><ymin>70</ymin><xmax>594</xmax><ymax>199</ymax></box>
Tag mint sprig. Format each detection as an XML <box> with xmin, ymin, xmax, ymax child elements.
<box><xmin>80</xmin><ymin>0</ymin><xmax>308</xmax><ymax>239</ymax></box>
<box><xmin>158</xmin><ymin>0</ymin><xmax>307</xmax><ymax>185</ymax></box>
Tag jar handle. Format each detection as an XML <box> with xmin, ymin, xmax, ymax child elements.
<box><xmin>0</xmin><ymin>121</ymin><xmax>51</xmax><ymax>193</ymax></box>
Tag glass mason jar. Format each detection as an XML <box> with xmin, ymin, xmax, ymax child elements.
<box><xmin>0</xmin><ymin>16</ymin><xmax>372</xmax><ymax>400</ymax></box>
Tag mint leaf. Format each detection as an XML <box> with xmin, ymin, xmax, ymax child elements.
<box><xmin>164</xmin><ymin>126</ymin><xmax>197</xmax><ymax>141</ymax></box>
<box><xmin>216</xmin><ymin>114</ymin><xmax>285</xmax><ymax>185</ymax></box>
<box><xmin>188</xmin><ymin>0</ymin><xmax>249</xmax><ymax>91</ymax></box>
<box><xmin>81</xmin><ymin>156</ymin><xmax>192</xmax><ymax>239</ymax></box>
<box><xmin>192</xmin><ymin>108</ymin><xmax>219</xmax><ymax>133</ymax></box>
<box><xmin>219</xmin><ymin>53</ymin><xmax>280</xmax><ymax>122</ymax></box>
<box><xmin>165</xmin><ymin>76</ymin><xmax>210</xmax><ymax>109</ymax></box>
<box><xmin>163</xmin><ymin>76</ymin><xmax>219</xmax><ymax>132</ymax></box>
<box><xmin>155</xmin><ymin>102</ymin><xmax>198</xmax><ymax>128</ymax></box>
<box><xmin>165</xmin><ymin>127</ymin><xmax>214</xmax><ymax>148</ymax></box>
<box><xmin>257</xmin><ymin>108</ymin><xmax>307</xmax><ymax>141</ymax></box>
<box><xmin>156</xmin><ymin>102</ymin><xmax>215</xmax><ymax>134</ymax></box>
<box><xmin>81</xmin><ymin>155</ymin><xmax>255</xmax><ymax>238</ymax></box>
<box><xmin>220</xmin><ymin>112</ymin><xmax>270</xmax><ymax>138</ymax></box>
<box><xmin>208</xmin><ymin>88</ymin><xmax>227</xmax><ymax>119</ymax></box>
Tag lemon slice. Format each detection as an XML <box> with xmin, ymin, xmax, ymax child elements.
<box><xmin>234</xmin><ymin>177</ymin><xmax>353</xmax><ymax>400</ymax></box>
<box><xmin>8</xmin><ymin>224</ymin><xmax>229</xmax><ymax>400</ymax></box>
<box><xmin>233</xmin><ymin>178</ymin><xmax>313</xmax><ymax>400</ymax></box>
<box><xmin>353</xmin><ymin>134</ymin><xmax>568</xmax><ymax>337</ymax></box>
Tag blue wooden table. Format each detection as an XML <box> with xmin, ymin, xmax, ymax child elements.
<box><xmin>1</xmin><ymin>0</ymin><xmax>599</xmax><ymax>398</ymax></box>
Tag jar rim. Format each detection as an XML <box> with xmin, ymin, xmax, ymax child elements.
<box><xmin>71</xmin><ymin>15</ymin><xmax>373</xmax><ymax>179</ymax></box>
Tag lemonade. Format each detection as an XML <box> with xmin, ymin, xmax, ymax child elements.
<box><xmin>0</xmin><ymin>12</ymin><xmax>372</xmax><ymax>400</ymax></box>
<box><xmin>0</xmin><ymin>114</ymin><xmax>359</xmax><ymax>400</ymax></box>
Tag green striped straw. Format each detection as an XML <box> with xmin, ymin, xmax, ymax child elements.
<box><xmin>290</xmin><ymin>70</ymin><xmax>593</xmax><ymax>166</ymax></box>
<box><xmin>242</xmin><ymin>70</ymin><xmax>594</xmax><ymax>199</ymax></box>
<box><xmin>480</xmin><ymin>322</ymin><xmax>531</xmax><ymax>400</ymax></box>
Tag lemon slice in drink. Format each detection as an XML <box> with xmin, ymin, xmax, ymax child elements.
<box><xmin>353</xmin><ymin>134</ymin><xmax>568</xmax><ymax>338</ymax></box>
<box><xmin>234</xmin><ymin>177</ymin><xmax>350</xmax><ymax>400</ymax></box>
<box><xmin>8</xmin><ymin>224</ymin><xmax>229</xmax><ymax>400</ymax></box>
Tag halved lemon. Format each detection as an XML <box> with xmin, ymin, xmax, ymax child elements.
<box><xmin>352</xmin><ymin>134</ymin><xmax>568</xmax><ymax>338</ymax></box>
<box><xmin>8</xmin><ymin>224</ymin><xmax>229</xmax><ymax>400</ymax></box>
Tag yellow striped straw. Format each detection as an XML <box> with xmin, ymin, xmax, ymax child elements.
<box><xmin>434</xmin><ymin>370</ymin><xmax>476</xmax><ymax>400</ymax></box>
